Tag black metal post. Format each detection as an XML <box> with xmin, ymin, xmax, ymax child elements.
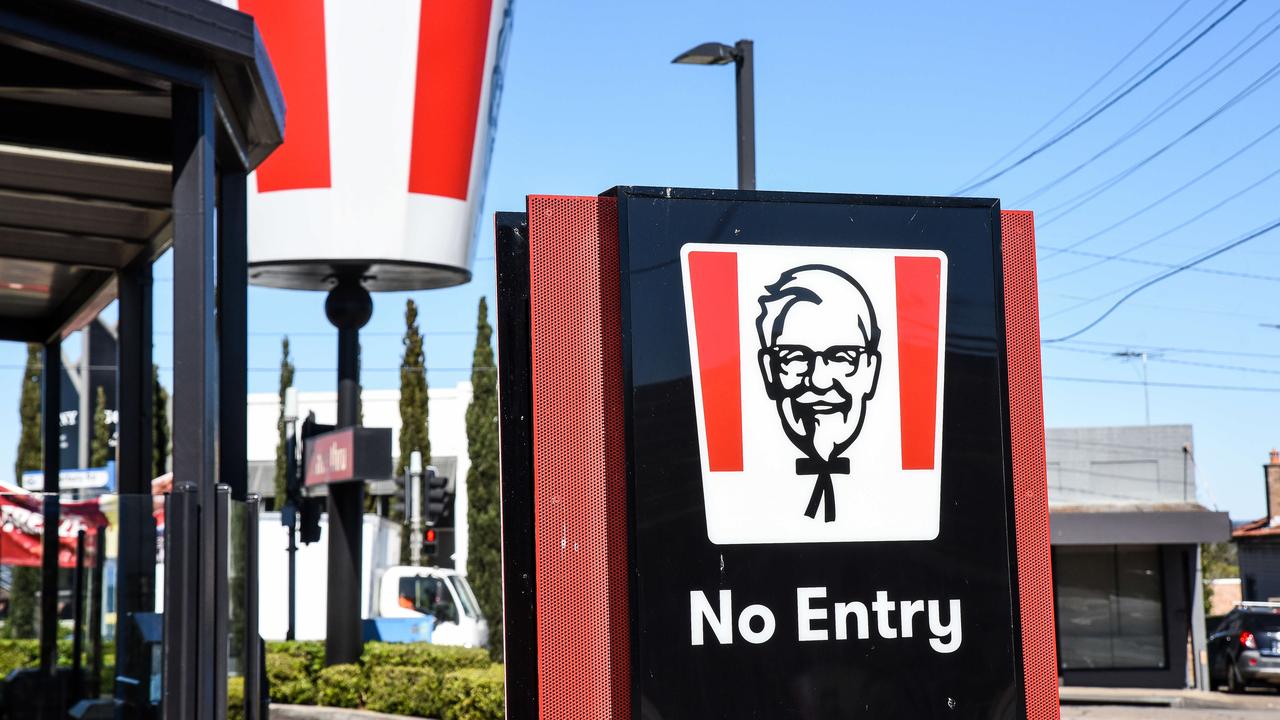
<box><xmin>324</xmin><ymin>271</ymin><xmax>372</xmax><ymax>666</ymax></box>
<box><xmin>245</xmin><ymin>494</ymin><xmax>261</xmax><ymax>720</ymax></box>
<box><xmin>89</xmin><ymin>525</ymin><xmax>105</xmax><ymax>699</ymax></box>
<box><xmin>286</xmin><ymin>428</ymin><xmax>297</xmax><ymax>641</ymax></box>
<box><xmin>168</xmin><ymin>79</ymin><xmax>219</xmax><ymax>720</ymax></box>
<box><xmin>72</xmin><ymin>529</ymin><xmax>86</xmax><ymax>699</ymax></box>
<box><xmin>115</xmin><ymin>253</ymin><xmax>153</xmax><ymax>707</ymax></box>
<box><xmin>219</xmin><ymin>169</ymin><xmax>249</xmax><ymax>502</ymax></box>
<box><xmin>39</xmin><ymin>337</ymin><xmax>62</xmax><ymax>720</ymax></box>
<box><xmin>214</xmin><ymin>486</ymin><xmax>230</xmax><ymax>720</ymax></box>
<box><xmin>734</xmin><ymin>39</ymin><xmax>756</xmax><ymax>191</ymax></box>
<box><xmin>163</xmin><ymin>486</ymin><xmax>199</xmax><ymax>720</ymax></box>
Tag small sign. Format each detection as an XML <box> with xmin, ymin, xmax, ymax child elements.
<box><xmin>303</xmin><ymin>427</ymin><xmax>392</xmax><ymax>487</ymax></box>
<box><xmin>22</xmin><ymin>462</ymin><xmax>116</xmax><ymax>492</ymax></box>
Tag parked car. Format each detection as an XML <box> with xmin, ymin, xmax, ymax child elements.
<box><xmin>1208</xmin><ymin>602</ymin><xmax>1280</xmax><ymax>692</ymax></box>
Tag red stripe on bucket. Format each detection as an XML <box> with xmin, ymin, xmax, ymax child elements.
<box><xmin>687</xmin><ymin>251</ymin><xmax>744</xmax><ymax>472</ymax></box>
<box><xmin>895</xmin><ymin>256</ymin><xmax>942</xmax><ymax>470</ymax></box>
<box><xmin>243</xmin><ymin>0</ymin><xmax>332</xmax><ymax>192</ymax></box>
<box><xmin>408</xmin><ymin>0</ymin><xmax>493</xmax><ymax>199</ymax></box>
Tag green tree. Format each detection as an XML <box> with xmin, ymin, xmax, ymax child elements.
<box><xmin>152</xmin><ymin>364</ymin><xmax>170</xmax><ymax>478</ymax></box>
<box><xmin>274</xmin><ymin>337</ymin><xmax>295</xmax><ymax>509</ymax></box>
<box><xmin>465</xmin><ymin>298</ymin><xmax>501</xmax><ymax>660</ymax></box>
<box><xmin>397</xmin><ymin>300</ymin><xmax>430</xmax><ymax>563</ymax></box>
<box><xmin>90</xmin><ymin>386</ymin><xmax>110</xmax><ymax>467</ymax></box>
<box><xmin>1202</xmin><ymin>541</ymin><xmax>1240</xmax><ymax>617</ymax></box>
<box><xmin>8</xmin><ymin>345</ymin><xmax>42</xmax><ymax>638</ymax></box>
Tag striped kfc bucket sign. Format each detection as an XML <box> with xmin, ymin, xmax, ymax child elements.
<box><xmin>680</xmin><ymin>243</ymin><xmax>948</xmax><ymax>544</ymax></box>
<box><xmin>235</xmin><ymin>0</ymin><xmax>512</xmax><ymax>290</ymax></box>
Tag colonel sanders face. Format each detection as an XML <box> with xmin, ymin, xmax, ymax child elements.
<box><xmin>756</xmin><ymin>266</ymin><xmax>881</xmax><ymax>464</ymax></box>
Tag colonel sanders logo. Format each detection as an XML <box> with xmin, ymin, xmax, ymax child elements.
<box><xmin>681</xmin><ymin>243</ymin><xmax>948</xmax><ymax>545</ymax></box>
<box><xmin>756</xmin><ymin>266</ymin><xmax>881</xmax><ymax>522</ymax></box>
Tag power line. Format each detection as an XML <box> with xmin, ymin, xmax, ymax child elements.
<box><xmin>1046</xmin><ymin>375</ymin><xmax>1280</xmax><ymax>392</ymax></box>
<box><xmin>1036</xmin><ymin>56</ymin><xmax>1280</xmax><ymax>226</ymax></box>
<box><xmin>1038</xmin><ymin>242</ymin><xmax>1280</xmax><ymax>282</ymax></box>
<box><xmin>1043</xmin><ymin>216</ymin><xmax>1280</xmax><ymax>341</ymax></box>
<box><xmin>1041</xmin><ymin>162</ymin><xmax>1280</xmax><ymax>282</ymax></box>
<box><xmin>952</xmin><ymin>0</ymin><xmax>1195</xmax><ymax>191</ymax></box>
<box><xmin>1046</xmin><ymin>338</ymin><xmax>1280</xmax><ymax>359</ymax></box>
<box><xmin>953</xmin><ymin>0</ymin><xmax>1249</xmax><ymax>194</ymax></box>
<box><xmin>1014</xmin><ymin>6</ymin><xmax>1280</xmax><ymax>206</ymax></box>
<box><xmin>1044</xmin><ymin>344</ymin><xmax>1280</xmax><ymax>375</ymax></box>
<box><xmin>1037</xmin><ymin>116</ymin><xmax>1280</xmax><ymax>261</ymax></box>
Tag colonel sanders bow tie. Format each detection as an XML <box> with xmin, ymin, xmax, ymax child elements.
<box><xmin>796</xmin><ymin>456</ymin><xmax>850</xmax><ymax>522</ymax></box>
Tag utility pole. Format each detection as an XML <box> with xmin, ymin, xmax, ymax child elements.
<box><xmin>283</xmin><ymin>387</ymin><xmax>298</xmax><ymax>641</ymax></box>
<box><xmin>1112</xmin><ymin>350</ymin><xmax>1152</xmax><ymax>425</ymax></box>
<box><xmin>408</xmin><ymin>451</ymin><xmax>423</xmax><ymax>567</ymax></box>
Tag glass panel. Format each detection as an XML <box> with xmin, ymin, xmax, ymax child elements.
<box><xmin>1056</xmin><ymin>545</ymin><xmax>1166</xmax><ymax>670</ymax></box>
<box><xmin>227</xmin><ymin>498</ymin><xmax>249</xmax><ymax>715</ymax></box>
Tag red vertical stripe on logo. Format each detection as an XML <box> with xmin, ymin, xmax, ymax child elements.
<box><xmin>895</xmin><ymin>256</ymin><xmax>942</xmax><ymax>471</ymax></box>
<box><xmin>408</xmin><ymin>0</ymin><xmax>493</xmax><ymax>200</ymax></box>
<box><xmin>688</xmin><ymin>252</ymin><xmax>744</xmax><ymax>472</ymax></box>
<box><xmin>243</xmin><ymin>0</ymin><xmax>332</xmax><ymax>192</ymax></box>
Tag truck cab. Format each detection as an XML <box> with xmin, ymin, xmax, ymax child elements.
<box><xmin>373</xmin><ymin>565</ymin><xmax>488</xmax><ymax>648</ymax></box>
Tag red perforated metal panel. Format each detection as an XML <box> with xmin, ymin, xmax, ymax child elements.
<box><xmin>1001</xmin><ymin>209</ymin><xmax>1060</xmax><ymax>719</ymax></box>
<box><xmin>527</xmin><ymin>195</ymin><xmax>630</xmax><ymax>720</ymax></box>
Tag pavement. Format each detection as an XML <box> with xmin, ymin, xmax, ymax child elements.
<box><xmin>1059</xmin><ymin>685</ymin><xmax>1280</xmax><ymax>719</ymax></box>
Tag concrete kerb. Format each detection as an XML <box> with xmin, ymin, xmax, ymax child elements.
<box><xmin>1059</xmin><ymin>687</ymin><xmax>1280</xmax><ymax>711</ymax></box>
<box><xmin>269</xmin><ymin>705</ymin><xmax>436</xmax><ymax>720</ymax></box>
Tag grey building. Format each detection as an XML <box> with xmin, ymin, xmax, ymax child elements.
<box><xmin>1233</xmin><ymin>450</ymin><xmax>1280</xmax><ymax>602</ymax></box>
<box><xmin>1047</xmin><ymin>425</ymin><xmax>1230</xmax><ymax>689</ymax></box>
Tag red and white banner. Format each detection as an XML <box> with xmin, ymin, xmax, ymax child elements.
<box><xmin>681</xmin><ymin>243</ymin><xmax>948</xmax><ymax>544</ymax></box>
<box><xmin>236</xmin><ymin>0</ymin><xmax>512</xmax><ymax>286</ymax></box>
<box><xmin>0</xmin><ymin>488</ymin><xmax>109</xmax><ymax>568</ymax></box>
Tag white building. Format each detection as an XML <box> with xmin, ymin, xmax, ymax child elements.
<box><xmin>246</xmin><ymin>382</ymin><xmax>474</xmax><ymax>572</ymax></box>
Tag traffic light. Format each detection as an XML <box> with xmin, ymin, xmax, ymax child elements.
<box><xmin>425</xmin><ymin>468</ymin><xmax>448</xmax><ymax>527</ymax></box>
<box><xmin>297</xmin><ymin>411</ymin><xmax>334</xmax><ymax>545</ymax></box>
<box><xmin>423</xmin><ymin>527</ymin><xmax>437</xmax><ymax>557</ymax></box>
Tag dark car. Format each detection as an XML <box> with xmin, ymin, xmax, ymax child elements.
<box><xmin>1208</xmin><ymin>603</ymin><xmax>1280</xmax><ymax>692</ymax></box>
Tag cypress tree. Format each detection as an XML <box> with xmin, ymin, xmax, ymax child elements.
<box><xmin>465</xmin><ymin>297</ymin><xmax>502</xmax><ymax>660</ymax></box>
<box><xmin>397</xmin><ymin>299</ymin><xmax>429</xmax><ymax>563</ymax></box>
<box><xmin>274</xmin><ymin>337</ymin><xmax>295</xmax><ymax>509</ymax></box>
<box><xmin>152</xmin><ymin>365</ymin><xmax>170</xmax><ymax>478</ymax></box>
<box><xmin>90</xmin><ymin>386</ymin><xmax>110</xmax><ymax>467</ymax></box>
<box><xmin>9</xmin><ymin>344</ymin><xmax>42</xmax><ymax>638</ymax></box>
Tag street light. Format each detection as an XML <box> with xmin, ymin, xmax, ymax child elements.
<box><xmin>673</xmin><ymin>39</ymin><xmax>755</xmax><ymax>191</ymax></box>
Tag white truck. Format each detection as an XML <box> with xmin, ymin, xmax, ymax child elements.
<box><xmin>255</xmin><ymin>511</ymin><xmax>487</xmax><ymax>648</ymax></box>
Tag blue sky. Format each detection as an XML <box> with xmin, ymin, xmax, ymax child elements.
<box><xmin>3</xmin><ymin>0</ymin><xmax>1279</xmax><ymax>520</ymax></box>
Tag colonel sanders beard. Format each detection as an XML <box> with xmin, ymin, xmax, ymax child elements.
<box><xmin>778</xmin><ymin>382</ymin><xmax>861</xmax><ymax>462</ymax></box>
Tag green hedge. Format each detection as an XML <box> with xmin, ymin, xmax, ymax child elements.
<box><xmin>264</xmin><ymin>641</ymin><xmax>503</xmax><ymax>719</ymax></box>
<box><xmin>266</xmin><ymin>652</ymin><xmax>316</xmax><ymax>705</ymax></box>
<box><xmin>227</xmin><ymin>676</ymin><xmax>245</xmax><ymax>720</ymax></box>
<box><xmin>315</xmin><ymin>663</ymin><xmax>365</xmax><ymax>708</ymax></box>
<box><xmin>439</xmin><ymin>665</ymin><xmax>504</xmax><ymax>720</ymax></box>
<box><xmin>361</xmin><ymin>641</ymin><xmax>489</xmax><ymax>674</ymax></box>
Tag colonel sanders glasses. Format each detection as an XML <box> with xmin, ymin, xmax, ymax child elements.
<box><xmin>766</xmin><ymin>345</ymin><xmax>877</xmax><ymax>377</ymax></box>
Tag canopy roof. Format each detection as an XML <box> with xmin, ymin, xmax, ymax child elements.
<box><xmin>0</xmin><ymin>0</ymin><xmax>284</xmax><ymax>342</ymax></box>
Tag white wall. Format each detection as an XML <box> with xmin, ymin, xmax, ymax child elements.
<box><xmin>247</xmin><ymin>382</ymin><xmax>474</xmax><ymax>573</ymax></box>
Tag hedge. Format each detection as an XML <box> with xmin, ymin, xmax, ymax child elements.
<box><xmin>263</xmin><ymin>640</ymin><xmax>503</xmax><ymax>719</ymax></box>
<box><xmin>316</xmin><ymin>663</ymin><xmax>365</xmax><ymax>708</ymax></box>
<box><xmin>439</xmin><ymin>665</ymin><xmax>504</xmax><ymax>720</ymax></box>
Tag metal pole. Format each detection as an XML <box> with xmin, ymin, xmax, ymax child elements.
<box><xmin>1141</xmin><ymin>352</ymin><xmax>1150</xmax><ymax>425</ymax></box>
<box><xmin>40</xmin><ymin>337</ymin><xmax>62</xmax><ymax>720</ymax></box>
<box><xmin>89</xmin><ymin>526</ymin><xmax>105</xmax><ymax>699</ymax></box>
<box><xmin>72</xmin><ymin>530</ymin><xmax>86</xmax><ymax>699</ymax></box>
<box><xmin>409</xmin><ymin>452</ymin><xmax>423</xmax><ymax>567</ymax></box>
<box><xmin>284</xmin><ymin>400</ymin><xmax>297</xmax><ymax>641</ymax></box>
<box><xmin>734</xmin><ymin>39</ymin><xmax>756</xmax><ymax>191</ymax></box>
<box><xmin>324</xmin><ymin>271</ymin><xmax>371</xmax><ymax>666</ymax></box>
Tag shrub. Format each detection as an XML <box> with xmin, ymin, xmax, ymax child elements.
<box><xmin>364</xmin><ymin>666</ymin><xmax>441</xmax><ymax>717</ymax></box>
<box><xmin>361</xmin><ymin>642</ymin><xmax>488</xmax><ymax>675</ymax></box>
<box><xmin>0</xmin><ymin>640</ymin><xmax>39</xmax><ymax>677</ymax></box>
<box><xmin>266</xmin><ymin>640</ymin><xmax>325</xmax><ymax>678</ymax></box>
<box><xmin>227</xmin><ymin>676</ymin><xmax>245</xmax><ymax>720</ymax></box>
<box><xmin>440</xmin><ymin>665</ymin><xmax>504</xmax><ymax>720</ymax></box>
<box><xmin>265</xmin><ymin>652</ymin><xmax>316</xmax><ymax>705</ymax></box>
<box><xmin>315</xmin><ymin>663</ymin><xmax>364</xmax><ymax>708</ymax></box>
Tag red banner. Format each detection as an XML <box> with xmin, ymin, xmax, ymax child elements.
<box><xmin>0</xmin><ymin>492</ymin><xmax>109</xmax><ymax>568</ymax></box>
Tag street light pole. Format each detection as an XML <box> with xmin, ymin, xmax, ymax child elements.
<box><xmin>1113</xmin><ymin>350</ymin><xmax>1152</xmax><ymax>425</ymax></box>
<box><xmin>673</xmin><ymin>39</ymin><xmax>756</xmax><ymax>190</ymax></box>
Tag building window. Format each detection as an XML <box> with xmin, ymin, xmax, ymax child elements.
<box><xmin>1055</xmin><ymin>545</ymin><xmax>1166</xmax><ymax>670</ymax></box>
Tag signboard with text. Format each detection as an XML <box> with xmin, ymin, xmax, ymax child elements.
<box><xmin>303</xmin><ymin>427</ymin><xmax>392</xmax><ymax>487</ymax></box>
<box><xmin>496</xmin><ymin>189</ymin><xmax>1056</xmax><ymax>720</ymax></box>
